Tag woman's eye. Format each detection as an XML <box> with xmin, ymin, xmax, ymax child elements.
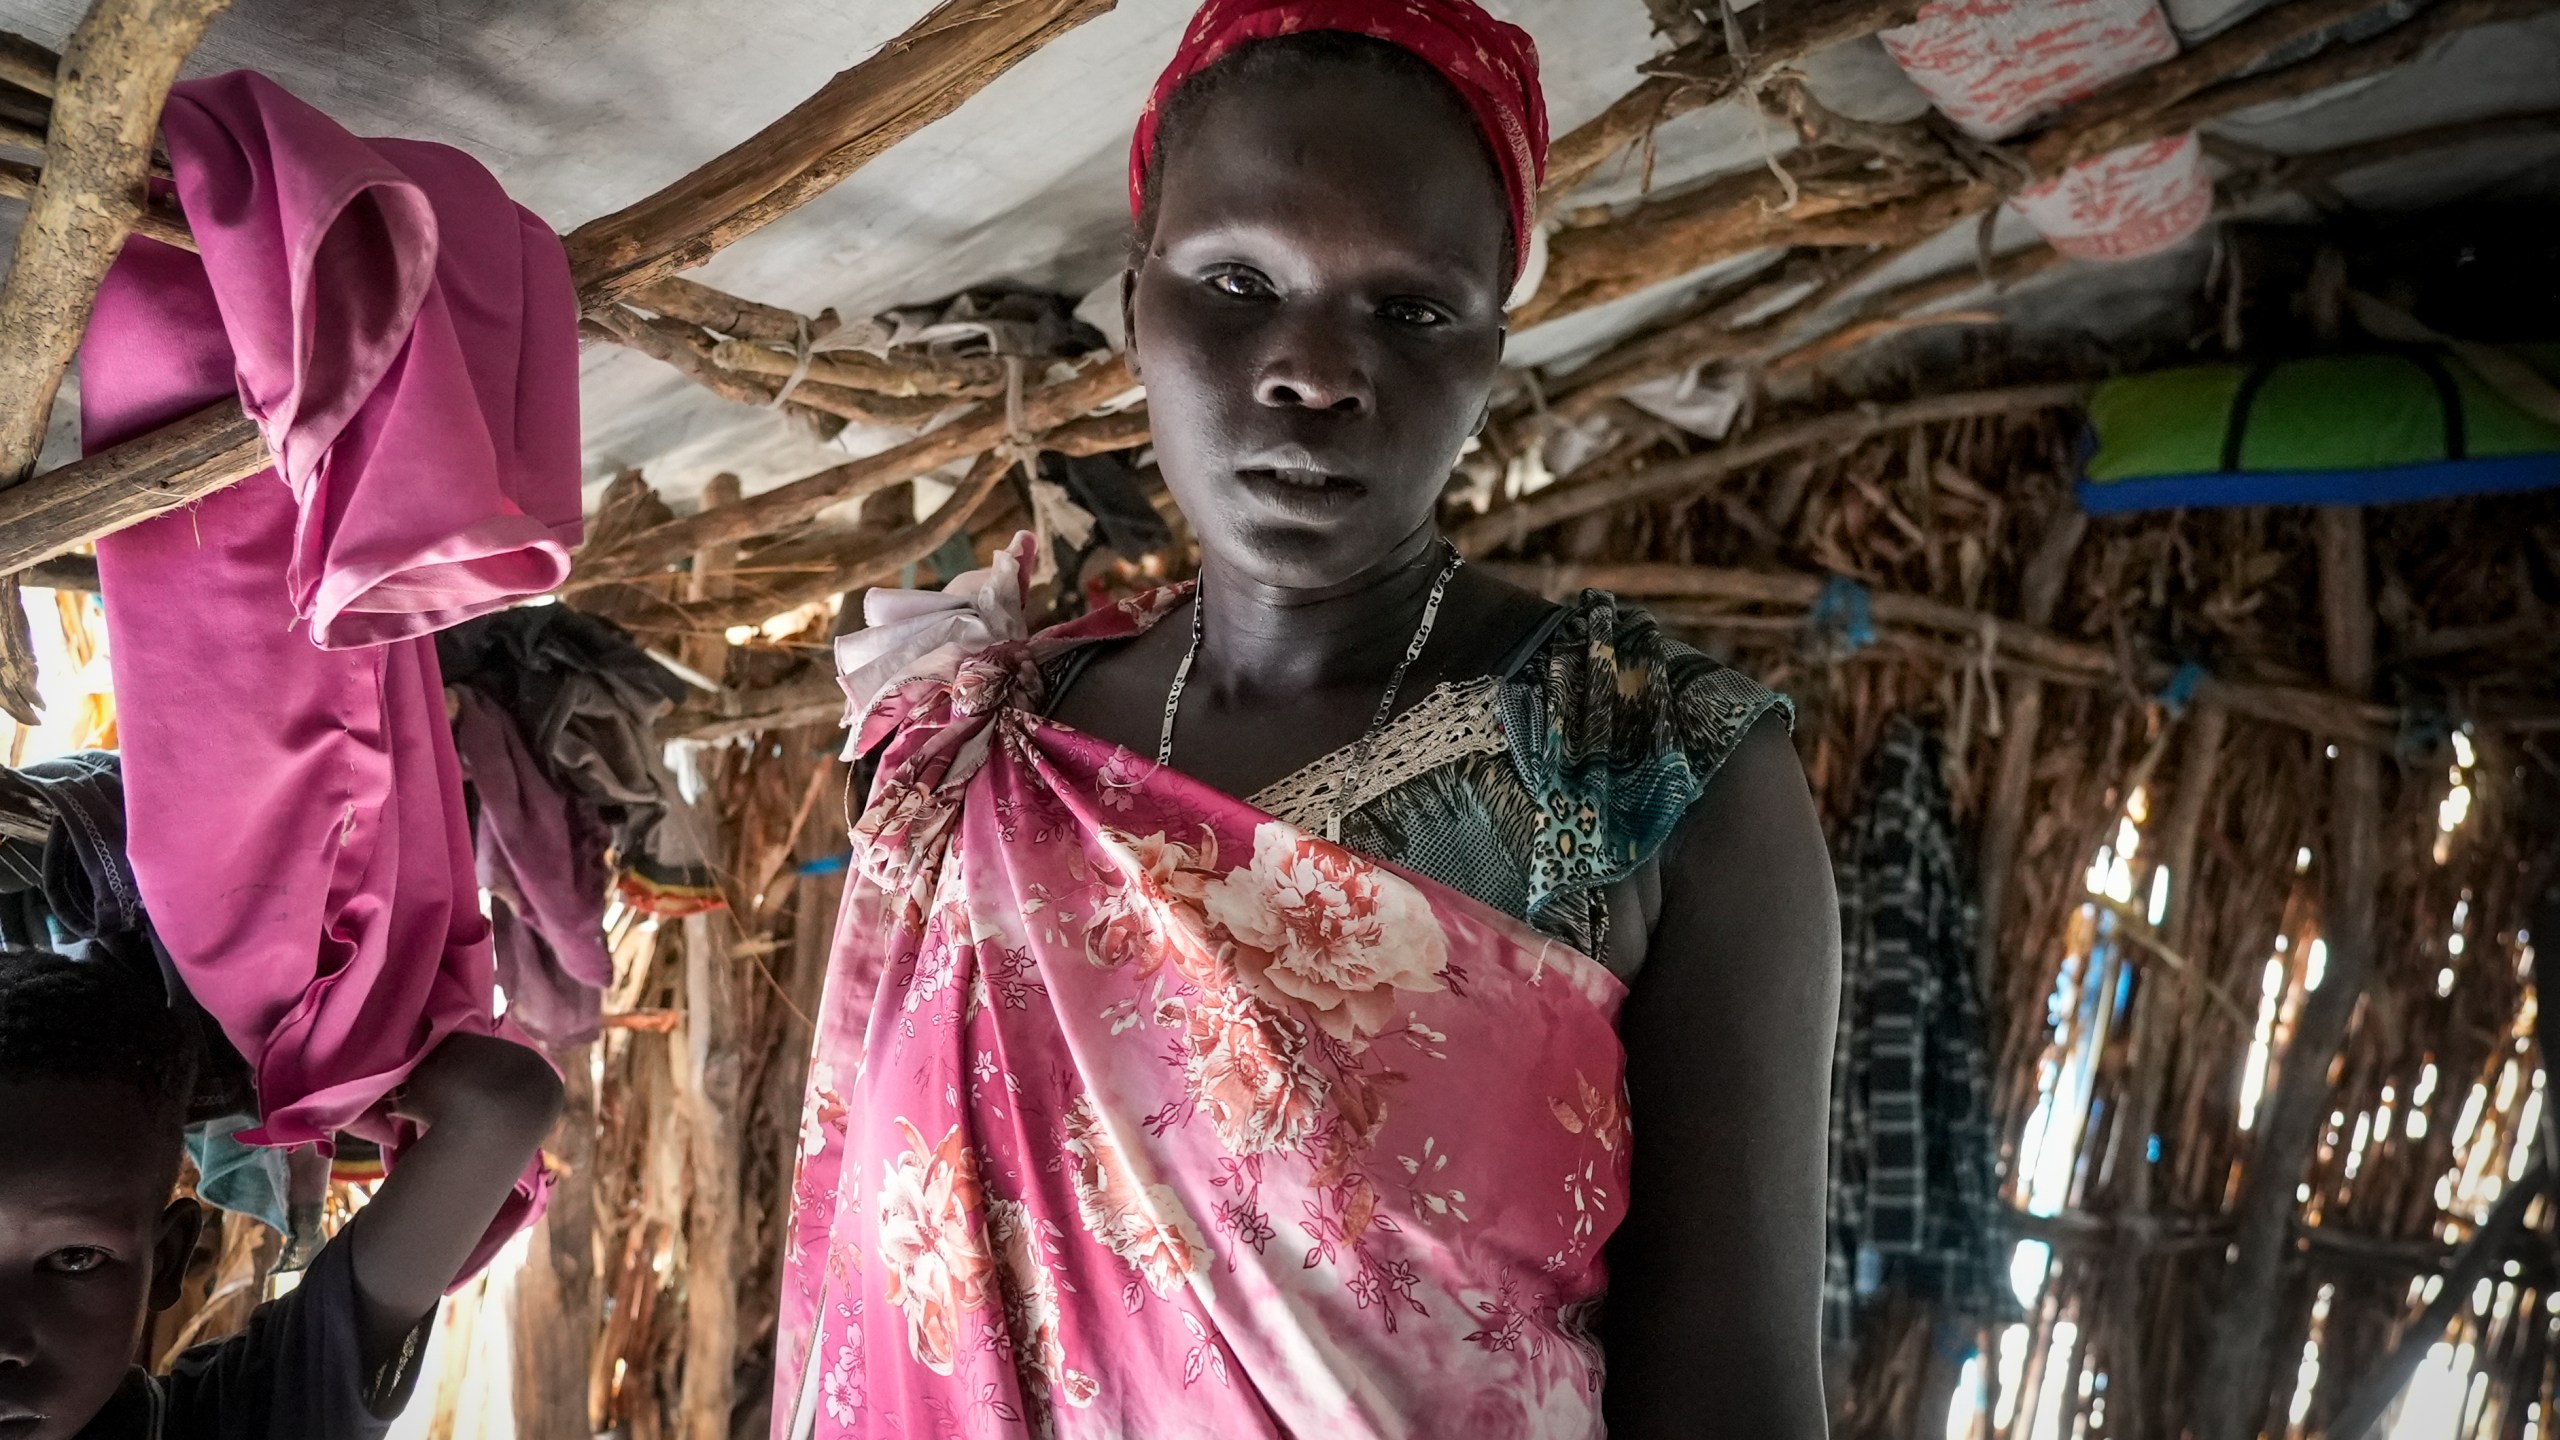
<box><xmin>1205</xmin><ymin>270</ymin><xmax>1272</xmax><ymax>300</ymax></box>
<box><xmin>41</xmin><ymin>1247</ymin><xmax>112</xmax><ymax>1275</ymax></box>
<box><xmin>1382</xmin><ymin>300</ymin><xmax>1448</xmax><ymax>328</ymax></box>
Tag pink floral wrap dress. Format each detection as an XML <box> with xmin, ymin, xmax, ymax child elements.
<box><xmin>775</xmin><ymin>539</ymin><xmax>1631</xmax><ymax>1440</ymax></box>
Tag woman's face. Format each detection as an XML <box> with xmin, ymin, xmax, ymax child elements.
<box><xmin>1129</xmin><ymin>58</ymin><xmax>1510</xmax><ymax>591</ymax></box>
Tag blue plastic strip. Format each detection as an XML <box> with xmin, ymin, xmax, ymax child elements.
<box><xmin>2076</xmin><ymin>455</ymin><xmax>2560</xmax><ymax>515</ymax></box>
<box><xmin>798</xmin><ymin>852</ymin><xmax>852</xmax><ymax>876</ymax></box>
<box><xmin>1809</xmin><ymin>575</ymin><xmax>1877</xmax><ymax>651</ymax></box>
<box><xmin>2157</xmin><ymin>662</ymin><xmax>2207</xmax><ymax>717</ymax></box>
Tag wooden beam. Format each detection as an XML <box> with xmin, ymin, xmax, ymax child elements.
<box><xmin>1550</xmin><ymin>94</ymin><xmax>2557</xmax><ymax>414</ymax></box>
<box><xmin>1519</xmin><ymin>0</ymin><xmax>2551</xmax><ymax>332</ymax></box>
<box><xmin>2229</xmin><ymin>105</ymin><xmax>2560</xmax><ymax>203</ymax></box>
<box><xmin>510</xmin><ymin>1049</ymin><xmax>600</xmax><ymax>1439</ymax></box>
<box><xmin>1541</xmin><ymin>0</ymin><xmax>1926</xmax><ymax>205</ymax></box>
<box><xmin>709</xmin><ymin>337</ymin><xmax>1003</xmax><ymax>399</ymax></box>
<box><xmin>0</xmin><ymin>154</ymin><xmax>193</xmax><ymax>250</ymax></box>
<box><xmin>1758</xmin><ymin>244</ymin><xmax>2069</xmax><ymax>376</ymax></box>
<box><xmin>1534</xmin><ymin>248</ymin><xmax>1867</xmax><ymax>430</ymax></box>
<box><xmin>623</xmin><ymin>274</ymin><xmax>845</xmax><ymax>347</ymax></box>
<box><xmin>586</xmin><ymin>308</ymin><xmax>963</xmax><ymax>436</ymax></box>
<box><xmin>677</xmin><ymin>906</ymin><xmax>744</xmax><ymax>1440</ymax></box>
<box><xmin>0</xmin><ymin>29</ymin><xmax>61</xmax><ymax>98</ymax></box>
<box><xmin>1519</xmin><ymin>157</ymin><xmax>1949</xmax><ymax>327</ymax></box>
<box><xmin>2329</xmin><ymin>1160</ymin><xmax>2553</xmax><ymax>1439</ymax></box>
<box><xmin>1452</xmin><ymin>381</ymin><xmax>2087</xmax><ymax>557</ymax></box>
<box><xmin>571</xmin><ymin>356</ymin><xmax>1132</xmax><ymax>586</ymax></box>
<box><xmin>2016</xmin><ymin>0</ymin><xmax>2402</xmax><ymax>176</ymax></box>
<box><xmin>1043</xmin><ymin>406</ymin><xmax>1151</xmax><ymax>458</ymax></box>
<box><xmin>1487</xmin><ymin>556</ymin><xmax>2404</xmax><ymax>746</ymax></box>
<box><xmin>1976</xmin><ymin>508</ymin><xmax>2089</xmax><ymax>998</ymax></box>
<box><xmin>2142</xmin><ymin>0</ymin><xmax>2560</xmax><ymax>158</ymax></box>
<box><xmin>0</xmin><ymin>0</ymin><xmax>227</xmax><ymax>719</ymax></box>
<box><xmin>2195</xmin><ymin>507</ymin><xmax>2383</xmax><ymax>1440</ymax></box>
<box><xmin>561</xmin><ymin>0</ymin><xmax>1117</xmax><ymax>300</ymax></box>
<box><xmin>665</xmin><ymin>672</ymin><xmax>844</xmax><ymax>745</ymax></box>
<box><xmin>682</xmin><ymin>473</ymin><xmax>745</xmax><ymax>680</ymax></box>
<box><xmin>0</xmin><ymin>400</ymin><xmax>267</xmax><ymax>574</ymax></box>
<box><xmin>2101</xmin><ymin>700</ymin><xmax>2228</xmax><ymax>1440</ymax></box>
<box><xmin>21</xmin><ymin>552</ymin><xmax>98</xmax><ymax>591</ymax></box>
<box><xmin>1530</xmin><ymin>241</ymin><xmax>2060</xmax><ymax>444</ymax></box>
<box><xmin>662</xmin><ymin>449</ymin><xmax>1018</xmax><ymax>636</ymax></box>
<box><xmin>0</xmin><ymin>0</ymin><xmax>224</xmax><ymax>493</ymax></box>
<box><xmin>585</xmin><ymin>309</ymin><xmax>808</xmax><ymax>416</ymax></box>
<box><xmin>0</xmin><ymin>0</ymin><xmax>1111</xmax><ymax>595</ymax></box>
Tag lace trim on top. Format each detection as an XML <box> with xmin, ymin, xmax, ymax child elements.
<box><xmin>1248</xmin><ymin>678</ymin><xmax>1507</xmax><ymax>829</ymax></box>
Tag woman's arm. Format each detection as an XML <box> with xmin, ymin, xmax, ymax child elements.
<box><xmin>1602</xmin><ymin>715</ymin><xmax>1841</xmax><ymax>1439</ymax></box>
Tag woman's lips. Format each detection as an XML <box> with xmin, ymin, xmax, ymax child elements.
<box><xmin>1234</xmin><ymin>466</ymin><xmax>1367</xmax><ymax>520</ymax></box>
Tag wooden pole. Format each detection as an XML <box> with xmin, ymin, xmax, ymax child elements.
<box><xmin>659</xmin><ymin>449</ymin><xmax>1015</xmax><ymax>635</ymax></box>
<box><xmin>0</xmin><ymin>0</ymin><xmax>226</xmax><ymax>490</ymax></box>
<box><xmin>0</xmin><ymin>0</ymin><xmax>229</xmax><ymax>720</ymax></box>
<box><xmin>1452</xmin><ymin>383</ymin><xmax>2088</xmax><ymax>558</ymax></box>
<box><xmin>2106</xmin><ymin>703</ymin><xmax>2228</xmax><ymax>1440</ymax></box>
<box><xmin>1470</xmin><ymin>558</ymin><xmax>2418</xmax><ymax>746</ymax></box>
<box><xmin>0</xmin><ymin>0</ymin><xmax>1115</xmax><ymax>594</ymax></box>
<box><xmin>2126</xmin><ymin>705</ymin><xmax>2229</xmax><ymax>1215</ymax></box>
<box><xmin>0</xmin><ymin>399</ymin><xmax>266</xmax><ymax>576</ymax></box>
<box><xmin>571</xmin><ymin>357</ymin><xmax>1130</xmax><ymax>586</ymax></box>
<box><xmin>1539</xmin><ymin>0</ymin><xmax>1926</xmax><ymax>204</ymax></box>
<box><xmin>667</xmin><ymin>674</ymin><xmax>849</xmax><ymax>745</ymax></box>
<box><xmin>1976</xmin><ymin>511</ymin><xmax>2090</xmax><ymax>999</ymax></box>
<box><xmin>1516</xmin><ymin>0</ymin><xmax>2552</xmax><ymax>332</ymax></box>
<box><xmin>512</xmin><ymin>1046</ymin><xmax>601</xmax><ymax>1438</ymax></box>
<box><xmin>681</xmin><ymin>474</ymin><xmax>744</xmax><ymax>675</ymax></box>
<box><xmin>2326</xmin><ymin>1160</ymin><xmax>2553</xmax><ymax>1439</ymax></box>
<box><xmin>562</xmin><ymin>0</ymin><xmax>1115</xmax><ymax>300</ymax></box>
<box><xmin>674</xmin><ymin>476</ymin><xmax>744</xmax><ymax>1440</ymax></box>
<box><xmin>2195</xmin><ymin>507</ymin><xmax>2382</xmax><ymax>1440</ymax></box>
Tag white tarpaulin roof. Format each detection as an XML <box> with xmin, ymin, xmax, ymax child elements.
<box><xmin>4</xmin><ymin>0</ymin><xmax>2555</xmax><ymax>508</ymax></box>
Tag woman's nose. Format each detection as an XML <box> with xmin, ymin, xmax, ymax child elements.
<box><xmin>1254</xmin><ymin>324</ymin><xmax>1374</xmax><ymax>416</ymax></box>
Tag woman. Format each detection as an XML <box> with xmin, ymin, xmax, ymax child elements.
<box><xmin>775</xmin><ymin>3</ymin><xmax>1840</xmax><ymax>1436</ymax></box>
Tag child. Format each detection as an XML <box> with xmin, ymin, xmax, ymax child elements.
<box><xmin>0</xmin><ymin>948</ymin><xmax>564</xmax><ymax>1440</ymax></box>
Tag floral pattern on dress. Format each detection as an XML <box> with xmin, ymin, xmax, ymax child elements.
<box><xmin>875</xmin><ymin>1118</ymin><xmax>993</xmax><ymax>1375</ymax></box>
<box><xmin>988</xmin><ymin>1198</ymin><xmax>1099</xmax><ymax>1422</ymax></box>
<box><xmin>1177</xmin><ymin>990</ymin><xmax>1328</xmax><ymax>1156</ymax></box>
<box><xmin>1062</xmin><ymin>1094</ymin><xmax>1209</xmax><ymax>1299</ymax></box>
<box><xmin>1202</xmin><ymin>823</ymin><xmax>1449</xmax><ymax>1041</ymax></box>
<box><xmin>772</xmin><ymin>561</ymin><xmax>1636</xmax><ymax>1440</ymax></box>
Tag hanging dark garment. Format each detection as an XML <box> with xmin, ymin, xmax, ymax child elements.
<box><xmin>434</xmin><ymin>606</ymin><xmax>719</xmax><ymax>914</ymax></box>
<box><xmin>1822</xmin><ymin>719</ymin><xmax>2011</xmax><ymax>1342</ymax></box>
<box><xmin>0</xmin><ymin>753</ymin><xmax>282</xmax><ymax>1231</ymax></box>
<box><xmin>0</xmin><ymin>753</ymin><xmax>258</xmax><ymax>1122</ymax></box>
<box><xmin>449</xmin><ymin>687</ymin><xmax>615</xmax><ymax>1047</ymax></box>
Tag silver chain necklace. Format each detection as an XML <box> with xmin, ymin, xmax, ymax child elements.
<box><xmin>1158</xmin><ymin>541</ymin><xmax>1465</xmax><ymax>842</ymax></box>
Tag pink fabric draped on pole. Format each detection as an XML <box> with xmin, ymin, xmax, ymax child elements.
<box><xmin>773</xmin><ymin>538</ymin><xmax>1631</xmax><ymax>1440</ymax></box>
<box><xmin>81</xmin><ymin>71</ymin><xmax>580</xmax><ymax>1263</ymax></box>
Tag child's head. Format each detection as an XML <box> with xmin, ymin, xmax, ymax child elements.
<box><xmin>0</xmin><ymin>949</ymin><xmax>204</xmax><ymax>1440</ymax></box>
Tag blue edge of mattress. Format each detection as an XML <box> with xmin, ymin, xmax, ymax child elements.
<box><xmin>2076</xmin><ymin>455</ymin><xmax>2560</xmax><ymax>515</ymax></box>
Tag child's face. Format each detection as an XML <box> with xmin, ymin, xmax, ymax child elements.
<box><xmin>0</xmin><ymin>1081</ymin><xmax>200</xmax><ymax>1440</ymax></box>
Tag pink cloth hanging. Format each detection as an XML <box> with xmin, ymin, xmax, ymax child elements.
<box><xmin>82</xmin><ymin>70</ymin><xmax>581</xmax><ymax>1271</ymax></box>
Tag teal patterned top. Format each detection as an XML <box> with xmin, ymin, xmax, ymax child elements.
<box><xmin>1048</xmin><ymin>589</ymin><xmax>1790</xmax><ymax>974</ymax></box>
<box><xmin>1246</xmin><ymin>591</ymin><xmax>1794</xmax><ymax>973</ymax></box>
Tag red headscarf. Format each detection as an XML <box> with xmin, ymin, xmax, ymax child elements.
<box><xmin>1128</xmin><ymin>0</ymin><xmax>1549</xmax><ymax>281</ymax></box>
